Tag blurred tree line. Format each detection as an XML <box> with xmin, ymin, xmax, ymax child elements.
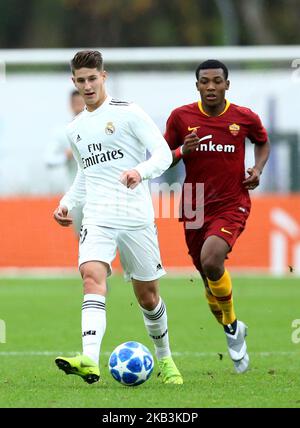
<box><xmin>0</xmin><ymin>0</ymin><xmax>299</xmax><ymax>48</ymax></box>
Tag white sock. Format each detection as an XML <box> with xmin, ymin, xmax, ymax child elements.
<box><xmin>81</xmin><ymin>293</ymin><xmax>106</xmax><ymax>365</ymax></box>
<box><xmin>141</xmin><ymin>297</ymin><xmax>171</xmax><ymax>360</ymax></box>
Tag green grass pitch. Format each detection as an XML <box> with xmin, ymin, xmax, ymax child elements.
<box><xmin>0</xmin><ymin>275</ymin><xmax>299</xmax><ymax>408</ymax></box>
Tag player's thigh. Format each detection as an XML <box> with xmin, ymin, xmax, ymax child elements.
<box><xmin>201</xmin><ymin>211</ymin><xmax>247</xmax><ymax>266</ymax></box>
<box><xmin>184</xmin><ymin>227</ymin><xmax>206</xmax><ymax>273</ymax></box>
<box><xmin>201</xmin><ymin>235</ymin><xmax>230</xmax><ymax>265</ymax></box>
<box><xmin>203</xmin><ymin>211</ymin><xmax>247</xmax><ymax>257</ymax></box>
<box><xmin>79</xmin><ymin>225</ymin><xmax>117</xmax><ymax>276</ymax></box>
<box><xmin>117</xmin><ymin>224</ymin><xmax>166</xmax><ymax>282</ymax></box>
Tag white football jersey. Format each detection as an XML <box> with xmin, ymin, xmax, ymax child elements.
<box><xmin>60</xmin><ymin>95</ymin><xmax>172</xmax><ymax>229</ymax></box>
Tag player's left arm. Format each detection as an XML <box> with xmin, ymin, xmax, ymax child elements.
<box><xmin>119</xmin><ymin>169</ymin><xmax>142</xmax><ymax>190</ymax></box>
<box><xmin>120</xmin><ymin>105</ymin><xmax>172</xmax><ymax>189</ymax></box>
<box><xmin>243</xmin><ymin>111</ymin><xmax>271</xmax><ymax>190</ymax></box>
<box><xmin>243</xmin><ymin>139</ymin><xmax>271</xmax><ymax>189</ymax></box>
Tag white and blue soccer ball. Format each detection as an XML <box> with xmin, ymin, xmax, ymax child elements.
<box><xmin>108</xmin><ymin>341</ymin><xmax>154</xmax><ymax>386</ymax></box>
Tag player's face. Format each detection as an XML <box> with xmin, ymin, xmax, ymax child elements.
<box><xmin>196</xmin><ymin>69</ymin><xmax>229</xmax><ymax>107</ymax></box>
<box><xmin>71</xmin><ymin>94</ymin><xmax>85</xmax><ymax>116</ymax></box>
<box><xmin>72</xmin><ymin>68</ymin><xmax>107</xmax><ymax>111</ymax></box>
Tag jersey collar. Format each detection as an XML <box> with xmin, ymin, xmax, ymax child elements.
<box><xmin>84</xmin><ymin>95</ymin><xmax>112</xmax><ymax>115</ymax></box>
<box><xmin>198</xmin><ymin>99</ymin><xmax>230</xmax><ymax>117</ymax></box>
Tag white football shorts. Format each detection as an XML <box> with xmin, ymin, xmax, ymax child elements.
<box><xmin>78</xmin><ymin>223</ymin><xmax>166</xmax><ymax>282</ymax></box>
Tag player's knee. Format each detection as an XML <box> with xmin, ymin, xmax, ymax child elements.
<box><xmin>133</xmin><ymin>279</ymin><xmax>159</xmax><ymax>310</ymax></box>
<box><xmin>137</xmin><ymin>292</ymin><xmax>159</xmax><ymax>311</ymax></box>
<box><xmin>201</xmin><ymin>253</ymin><xmax>222</xmax><ymax>279</ymax></box>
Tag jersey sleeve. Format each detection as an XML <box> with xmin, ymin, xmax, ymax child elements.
<box><xmin>247</xmin><ymin>111</ymin><xmax>268</xmax><ymax>144</ymax></box>
<box><xmin>164</xmin><ymin>110</ymin><xmax>182</xmax><ymax>150</ymax></box>
<box><xmin>59</xmin><ymin>130</ymin><xmax>86</xmax><ymax>210</ymax></box>
<box><xmin>128</xmin><ymin>104</ymin><xmax>172</xmax><ymax>180</ymax></box>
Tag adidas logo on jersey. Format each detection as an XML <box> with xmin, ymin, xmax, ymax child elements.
<box><xmin>109</xmin><ymin>98</ymin><xmax>130</xmax><ymax>106</ymax></box>
<box><xmin>76</xmin><ymin>134</ymin><xmax>82</xmax><ymax>143</ymax></box>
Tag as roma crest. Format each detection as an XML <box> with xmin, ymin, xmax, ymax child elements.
<box><xmin>229</xmin><ymin>123</ymin><xmax>240</xmax><ymax>136</ymax></box>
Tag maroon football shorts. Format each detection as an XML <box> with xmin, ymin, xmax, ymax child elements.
<box><xmin>184</xmin><ymin>206</ymin><xmax>250</xmax><ymax>273</ymax></box>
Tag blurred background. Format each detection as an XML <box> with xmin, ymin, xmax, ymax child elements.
<box><xmin>0</xmin><ymin>0</ymin><xmax>300</xmax><ymax>275</ymax></box>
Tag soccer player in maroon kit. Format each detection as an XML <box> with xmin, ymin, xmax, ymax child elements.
<box><xmin>164</xmin><ymin>60</ymin><xmax>270</xmax><ymax>373</ymax></box>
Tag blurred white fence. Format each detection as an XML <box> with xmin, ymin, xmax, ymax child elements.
<box><xmin>0</xmin><ymin>47</ymin><xmax>299</xmax><ymax>195</ymax></box>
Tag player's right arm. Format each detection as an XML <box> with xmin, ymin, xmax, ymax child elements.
<box><xmin>53</xmin><ymin>205</ymin><xmax>73</xmax><ymax>227</ymax></box>
<box><xmin>53</xmin><ymin>167</ymin><xmax>86</xmax><ymax>227</ymax></box>
<box><xmin>53</xmin><ymin>136</ymin><xmax>86</xmax><ymax>227</ymax></box>
<box><xmin>164</xmin><ymin>111</ymin><xmax>199</xmax><ymax>167</ymax></box>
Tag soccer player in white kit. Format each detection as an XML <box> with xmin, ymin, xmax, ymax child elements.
<box><xmin>53</xmin><ymin>50</ymin><xmax>183</xmax><ymax>385</ymax></box>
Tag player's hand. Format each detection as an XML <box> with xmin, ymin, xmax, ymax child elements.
<box><xmin>119</xmin><ymin>169</ymin><xmax>142</xmax><ymax>189</ymax></box>
<box><xmin>182</xmin><ymin>132</ymin><xmax>200</xmax><ymax>154</ymax></box>
<box><xmin>243</xmin><ymin>166</ymin><xmax>261</xmax><ymax>190</ymax></box>
<box><xmin>53</xmin><ymin>205</ymin><xmax>73</xmax><ymax>227</ymax></box>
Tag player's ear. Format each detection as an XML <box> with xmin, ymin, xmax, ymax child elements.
<box><xmin>195</xmin><ymin>80</ymin><xmax>200</xmax><ymax>90</ymax></box>
<box><xmin>71</xmin><ymin>76</ymin><xmax>76</xmax><ymax>86</ymax></box>
<box><xmin>102</xmin><ymin>70</ymin><xmax>107</xmax><ymax>80</ymax></box>
<box><xmin>226</xmin><ymin>80</ymin><xmax>230</xmax><ymax>90</ymax></box>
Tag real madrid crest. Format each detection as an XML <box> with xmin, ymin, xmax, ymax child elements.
<box><xmin>105</xmin><ymin>122</ymin><xmax>115</xmax><ymax>135</ymax></box>
<box><xmin>229</xmin><ymin>123</ymin><xmax>240</xmax><ymax>136</ymax></box>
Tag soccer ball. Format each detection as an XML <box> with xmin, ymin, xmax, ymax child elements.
<box><xmin>108</xmin><ymin>341</ymin><xmax>154</xmax><ymax>386</ymax></box>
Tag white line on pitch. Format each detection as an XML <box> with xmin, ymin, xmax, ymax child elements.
<box><xmin>0</xmin><ymin>351</ymin><xmax>298</xmax><ymax>357</ymax></box>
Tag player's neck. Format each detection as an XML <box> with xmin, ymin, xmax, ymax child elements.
<box><xmin>200</xmin><ymin>99</ymin><xmax>226</xmax><ymax>117</ymax></box>
<box><xmin>86</xmin><ymin>93</ymin><xmax>107</xmax><ymax>112</ymax></box>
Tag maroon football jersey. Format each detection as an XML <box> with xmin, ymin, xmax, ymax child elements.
<box><xmin>164</xmin><ymin>100</ymin><xmax>268</xmax><ymax>222</ymax></box>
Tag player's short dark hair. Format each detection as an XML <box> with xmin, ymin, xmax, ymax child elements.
<box><xmin>195</xmin><ymin>59</ymin><xmax>229</xmax><ymax>80</ymax></box>
<box><xmin>71</xmin><ymin>50</ymin><xmax>103</xmax><ymax>74</ymax></box>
